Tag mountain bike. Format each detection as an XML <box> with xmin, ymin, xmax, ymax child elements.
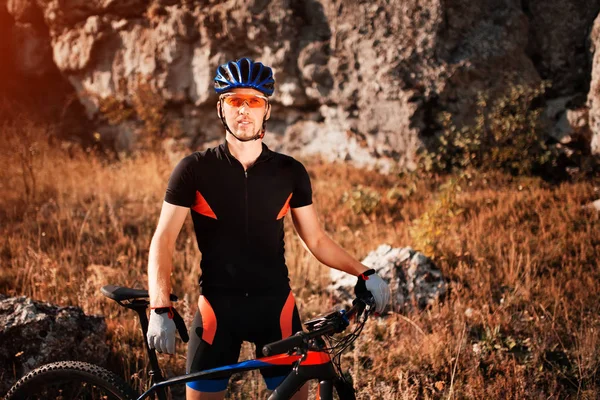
<box><xmin>5</xmin><ymin>284</ymin><xmax>376</xmax><ymax>400</ymax></box>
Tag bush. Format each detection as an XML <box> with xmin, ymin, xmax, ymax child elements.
<box><xmin>409</xmin><ymin>179</ymin><xmax>464</xmax><ymax>257</ymax></box>
<box><xmin>341</xmin><ymin>185</ymin><xmax>381</xmax><ymax>216</ymax></box>
<box><xmin>130</xmin><ymin>78</ymin><xmax>167</xmax><ymax>140</ymax></box>
<box><xmin>421</xmin><ymin>82</ymin><xmax>559</xmax><ymax>175</ymax></box>
<box><xmin>97</xmin><ymin>75</ymin><xmax>170</xmax><ymax>150</ymax></box>
<box><xmin>98</xmin><ymin>96</ymin><xmax>134</xmax><ymax>126</ymax></box>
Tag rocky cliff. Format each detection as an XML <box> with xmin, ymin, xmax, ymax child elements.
<box><xmin>3</xmin><ymin>0</ymin><xmax>600</xmax><ymax>170</ymax></box>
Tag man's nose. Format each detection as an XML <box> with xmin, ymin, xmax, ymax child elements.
<box><xmin>238</xmin><ymin>102</ymin><xmax>250</xmax><ymax>113</ymax></box>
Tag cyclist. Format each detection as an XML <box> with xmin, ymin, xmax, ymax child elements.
<box><xmin>146</xmin><ymin>57</ymin><xmax>390</xmax><ymax>400</ymax></box>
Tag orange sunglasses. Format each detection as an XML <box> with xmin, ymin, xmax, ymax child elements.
<box><xmin>220</xmin><ymin>93</ymin><xmax>268</xmax><ymax>108</ymax></box>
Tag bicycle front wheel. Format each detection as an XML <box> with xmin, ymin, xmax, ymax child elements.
<box><xmin>5</xmin><ymin>361</ymin><xmax>138</xmax><ymax>400</ymax></box>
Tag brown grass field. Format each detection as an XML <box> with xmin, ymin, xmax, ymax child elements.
<box><xmin>1</xmin><ymin>117</ymin><xmax>599</xmax><ymax>399</ymax></box>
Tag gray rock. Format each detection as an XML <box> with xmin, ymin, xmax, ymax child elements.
<box><xmin>0</xmin><ymin>296</ymin><xmax>108</xmax><ymax>394</ymax></box>
<box><xmin>584</xmin><ymin>198</ymin><xmax>600</xmax><ymax>211</ymax></box>
<box><xmin>6</xmin><ymin>0</ymin><xmax>43</xmax><ymax>24</ymax></box>
<box><xmin>546</xmin><ymin>96</ymin><xmax>578</xmax><ymax>144</ymax></box>
<box><xmin>12</xmin><ymin>23</ymin><xmax>54</xmax><ymax>76</ymax></box>
<box><xmin>526</xmin><ymin>0</ymin><xmax>600</xmax><ymax>96</ymax></box>
<box><xmin>328</xmin><ymin>244</ymin><xmax>447</xmax><ymax>313</ymax></box>
<box><xmin>544</xmin><ymin>97</ymin><xmax>593</xmax><ymax>158</ymax></box>
<box><xmin>274</xmin><ymin>109</ymin><xmax>398</xmax><ymax>173</ymax></box>
<box><xmin>4</xmin><ymin>0</ymin><xmax>600</xmax><ymax>169</ymax></box>
<box><xmin>589</xmin><ymin>12</ymin><xmax>600</xmax><ymax>156</ymax></box>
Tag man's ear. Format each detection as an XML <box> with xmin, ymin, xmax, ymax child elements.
<box><xmin>216</xmin><ymin>101</ymin><xmax>222</xmax><ymax>119</ymax></box>
<box><xmin>265</xmin><ymin>103</ymin><xmax>271</xmax><ymax>120</ymax></box>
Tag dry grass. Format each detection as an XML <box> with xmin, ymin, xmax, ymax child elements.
<box><xmin>1</xmin><ymin>120</ymin><xmax>599</xmax><ymax>399</ymax></box>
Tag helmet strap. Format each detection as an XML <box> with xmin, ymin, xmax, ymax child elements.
<box><xmin>259</xmin><ymin>118</ymin><xmax>267</xmax><ymax>140</ymax></box>
<box><xmin>258</xmin><ymin>104</ymin><xmax>269</xmax><ymax>140</ymax></box>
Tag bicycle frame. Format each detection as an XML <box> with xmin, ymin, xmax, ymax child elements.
<box><xmin>138</xmin><ymin>350</ymin><xmax>341</xmax><ymax>400</ymax></box>
<box><xmin>101</xmin><ymin>285</ymin><xmax>361</xmax><ymax>400</ymax></box>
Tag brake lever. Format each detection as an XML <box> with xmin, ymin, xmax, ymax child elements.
<box><xmin>293</xmin><ymin>348</ymin><xmax>308</xmax><ymax>375</ymax></box>
<box><xmin>356</xmin><ymin>296</ymin><xmax>376</xmax><ymax>321</ymax></box>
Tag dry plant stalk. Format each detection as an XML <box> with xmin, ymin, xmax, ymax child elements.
<box><xmin>1</xmin><ymin>121</ymin><xmax>599</xmax><ymax>399</ymax></box>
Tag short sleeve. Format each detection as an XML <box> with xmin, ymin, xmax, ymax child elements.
<box><xmin>164</xmin><ymin>154</ymin><xmax>197</xmax><ymax>207</ymax></box>
<box><xmin>290</xmin><ymin>160</ymin><xmax>313</xmax><ymax>208</ymax></box>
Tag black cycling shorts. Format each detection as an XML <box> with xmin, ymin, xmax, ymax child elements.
<box><xmin>186</xmin><ymin>289</ymin><xmax>303</xmax><ymax>393</ymax></box>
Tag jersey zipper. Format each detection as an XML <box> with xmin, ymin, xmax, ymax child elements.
<box><xmin>243</xmin><ymin>158</ymin><xmax>268</xmax><ymax>247</ymax></box>
<box><xmin>228</xmin><ymin>153</ymin><xmax>269</xmax><ymax>248</ymax></box>
<box><xmin>244</xmin><ymin>169</ymin><xmax>249</xmax><ymax>246</ymax></box>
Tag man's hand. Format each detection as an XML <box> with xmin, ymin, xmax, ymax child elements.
<box><xmin>354</xmin><ymin>269</ymin><xmax>390</xmax><ymax>314</ymax></box>
<box><xmin>147</xmin><ymin>308</ymin><xmax>177</xmax><ymax>354</ymax></box>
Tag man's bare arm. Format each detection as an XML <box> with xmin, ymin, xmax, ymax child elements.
<box><xmin>148</xmin><ymin>201</ymin><xmax>189</xmax><ymax>307</ymax></box>
<box><xmin>291</xmin><ymin>204</ymin><xmax>368</xmax><ymax>276</ymax></box>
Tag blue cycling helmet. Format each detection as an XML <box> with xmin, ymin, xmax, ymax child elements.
<box><xmin>214</xmin><ymin>58</ymin><xmax>275</xmax><ymax>96</ymax></box>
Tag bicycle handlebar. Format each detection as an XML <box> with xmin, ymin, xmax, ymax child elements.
<box><xmin>262</xmin><ymin>296</ymin><xmax>373</xmax><ymax>356</ymax></box>
<box><xmin>262</xmin><ymin>332</ymin><xmax>306</xmax><ymax>356</ymax></box>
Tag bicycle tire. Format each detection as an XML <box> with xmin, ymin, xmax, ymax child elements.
<box><xmin>4</xmin><ymin>360</ymin><xmax>139</xmax><ymax>400</ymax></box>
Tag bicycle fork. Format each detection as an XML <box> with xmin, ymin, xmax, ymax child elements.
<box><xmin>316</xmin><ymin>380</ymin><xmax>334</xmax><ymax>400</ymax></box>
<box><xmin>316</xmin><ymin>378</ymin><xmax>357</xmax><ymax>400</ymax></box>
<box><xmin>268</xmin><ymin>360</ymin><xmax>356</xmax><ymax>400</ymax></box>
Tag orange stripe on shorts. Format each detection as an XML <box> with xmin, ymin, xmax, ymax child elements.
<box><xmin>279</xmin><ymin>291</ymin><xmax>296</xmax><ymax>339</ymax></box>
<box><xmin>198</xmin><ymin>296</ymin><xmax>217</xmax><ymax>345</ymax></box>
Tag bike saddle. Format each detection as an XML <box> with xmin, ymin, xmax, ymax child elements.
<box><xmin>101</xmin><ymin>284</ymin><xmax>179</xmax><ymax>302</ymax></box>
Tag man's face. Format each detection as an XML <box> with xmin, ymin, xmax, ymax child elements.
<box><xmin>218</xmin><ymin>88</ymin><xmax>271</xmax><ymax>140</ymax></box>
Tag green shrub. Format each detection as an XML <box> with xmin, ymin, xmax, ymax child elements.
<box><xmin>421</xmin><ymin>82</ymin><xmax>558</xmax><ymax>175</ymax></box>
<box><xmin>409</xmin><ymin>179</ymin><xmax>464</xmax><ymax>257</ymax></box>
<box><xmin>98</xmin><ymin>96</ymin><xmax>134</xmax><ymax>125</ymax></box>
<box><xmin>341</xmin><ymin>185</ymin><xmax>381</xmax><ymax>215</ymax></box>
<box><xmin>97</xmin><ymin>75</ymin><xmax>169</xmax><ymax>149</ymax></box>
<box><xmin>130</xmin><ymin>78</ymin><xmax>166</xmax><ymax>141</ymax></box>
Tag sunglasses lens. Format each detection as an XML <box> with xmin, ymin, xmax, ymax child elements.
<box><xmin>223</xmin><ymin>95</ymin><xmax>266</xmax><ymax>108</ymax></box>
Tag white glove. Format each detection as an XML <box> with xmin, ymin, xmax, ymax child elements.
<box><xmin>147</xmin><ymin>308</ymin><xmax>177</xmax><ymax>354</ymax></box>
<box><xmin>355</xmin><ymin>269</ymin><xmax>390</xmax><ymax>314</ymax></box>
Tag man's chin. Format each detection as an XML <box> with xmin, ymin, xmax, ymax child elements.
<box><xmin>233</xmin><ymin>127</ymin><xmax>258</xmax><ymax>140</ymax></box>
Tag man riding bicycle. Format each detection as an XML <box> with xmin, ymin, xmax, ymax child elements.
<box><xmin>146</xmin><ymin>57</ymin><xmax>390</xmax><ymax>400</ymax></box>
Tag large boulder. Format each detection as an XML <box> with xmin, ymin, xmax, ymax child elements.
<box><xmin>526</xmin><ymin>0</ymin><xmax>600</xmax><ymax>97</ymax></box>
<box><xmin>588</xmin><ymin>12</ymin><xmax>600</xmax><ymax>155</ymax></box>
<box><xmin>328</xmin><ymin>244</ymin><xmax>447</xmax><ymax>312</ymax></box>
<box><xmin>4</xmin><ymin>0</ymin><xmax>600</xmax><ymax>167</ymax></box>
<box><xmin>11</xmin><ymin>23</ymin><xmax>55</xmax><ymax>76</ymax></box>
<box><xmin>0</xmin><ymin>295</ymin><xmax>109</xmax><ymax>394</ymax></box>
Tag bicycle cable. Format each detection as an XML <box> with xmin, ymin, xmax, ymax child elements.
<box><xmin>319</xmin><ymin>309</ymin><xmax>369</xmax><ymax>387</ymax></box>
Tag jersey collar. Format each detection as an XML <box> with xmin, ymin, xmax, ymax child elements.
<box><xmin>218</xmin><ymin>141</ymin><xmax>273</xmax><ymax>166</ymax></box>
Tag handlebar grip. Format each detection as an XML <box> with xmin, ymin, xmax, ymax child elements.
<box><xmin>262</xmin><ymin>332</ymin><xmax>305</xmax><ymax>356</ymax></box>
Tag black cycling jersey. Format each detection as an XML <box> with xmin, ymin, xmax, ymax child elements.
<box><xmin>164</xmin><ymin>142</ymin><xmax>312</xmax><ymax>293</ymax></box>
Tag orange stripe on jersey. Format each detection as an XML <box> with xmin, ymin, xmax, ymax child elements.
<box><xmin>276</xmin><ymin>193</ymin><xmax>293</xmax><ymax>220</ymax></box>
<box><xmin>280</xmin><ymin>291</ymin><xmax>296</xmax><ymax>339</ymax></box>
<box><xmin>198</xmin><ymin>296</ymin><xmax>217</xmax><ymax>344</ymax></box>
<box><xmin>191</xmin><ymin>190</ymin><xmax>217</xmax><ymax>219</ymax></box>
